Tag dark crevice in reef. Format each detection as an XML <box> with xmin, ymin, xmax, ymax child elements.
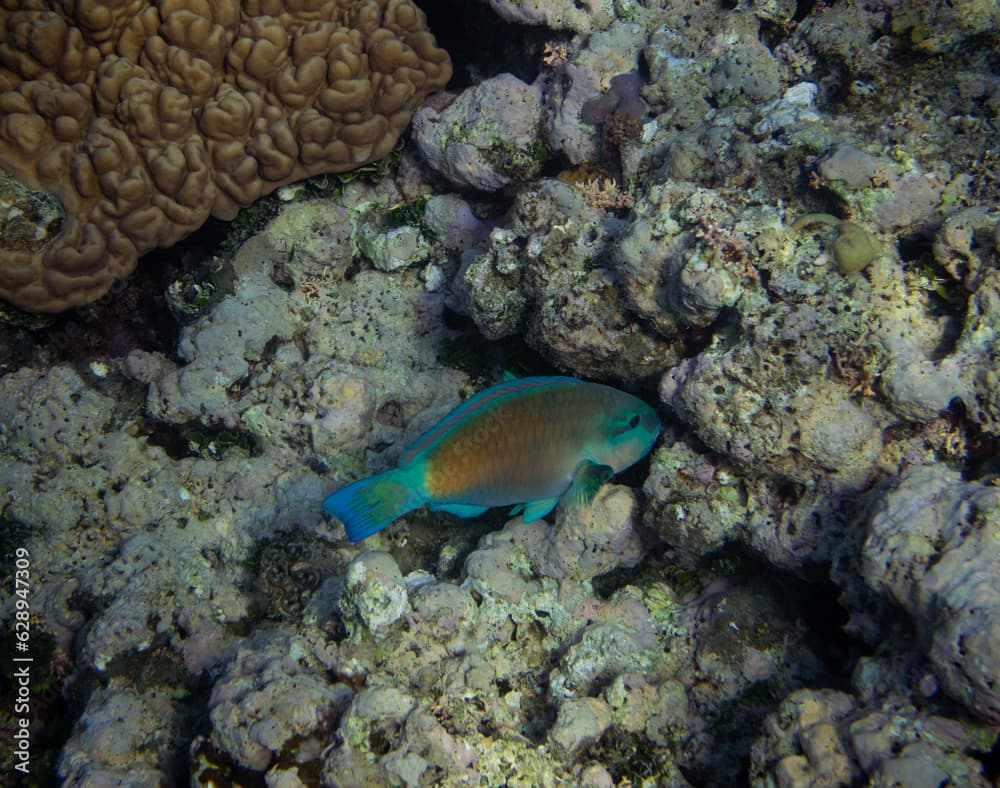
<box><xmin>5</xmin><ymin>180</ymin><xmax>283</xmax><ymax>375</ymax></box>
<box><xmin>438</xmin><ymin>309</ymin><xmax>557</xmax><ymax>382</ymax></box>
<box><xmin>418</xmin><ymin>0</ymin><xmax>556</xmax><ymax>88</ymax></box>
<box><xmin>5</xmin><ymin>225</ymin><xmax>227</xmax><ymax>375</ymax></box>
<box><xmin>144</xmin><ymin>420</ymin><xmax>262</xmax><ymax>462</ymax></box>
<box><xmin>895</xmin><ymin>230</ymin><xmax>969</xmax><ymax>349</ymax></box>
<box><xmin>949</xmin><ymin>400</ymin><xmax>1000</xmax><ymax>482</ymax></box>
<box><xmin>17</xmin><ymin>248</ymin><xmax>183</xmax><ymax>367</ymax></box>
<box><xmin>983</xmin><ymin>737</ymin><xmax>1000</xmax><ymax>783</ymax></box>
<box><xmin>1</xmin><ymin>182</ymin><xmax>282</xmax><ymax>374</ymax></box>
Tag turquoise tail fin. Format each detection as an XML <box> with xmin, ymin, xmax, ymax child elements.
<box><xmin>322</xmin><ymin>468</ymin><xmax>424</xmax><ymax>542</ymax></box>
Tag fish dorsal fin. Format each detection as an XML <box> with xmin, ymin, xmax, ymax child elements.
<box><xmin>400</xmin><ymin>376</ymin><xmax>582</xmax><ymax>464</ymax></box>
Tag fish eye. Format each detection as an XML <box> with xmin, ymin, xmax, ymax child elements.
<box><xmin>611</xmin><ymin>412</ymin><xmax>643</xmax><ymax>436</ymax></box>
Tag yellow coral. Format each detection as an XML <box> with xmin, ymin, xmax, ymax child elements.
<box><xmin>575</xmin><ymin>176</ymin><xmax>634</xmax><ymax>213</ymax></box>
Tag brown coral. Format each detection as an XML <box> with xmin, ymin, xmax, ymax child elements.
<box><xmin>0</xmin><ymin>0</ymin><xmax>451</xmax><ymax>312</ymax></box>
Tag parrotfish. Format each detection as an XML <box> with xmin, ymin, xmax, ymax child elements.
<box><xmin>322</xmin><ymin>376</ymin><xmax>661</xmax><ymax>542</ymax></box>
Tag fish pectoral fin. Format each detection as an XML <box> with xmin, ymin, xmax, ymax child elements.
<box><xmin>519</xmin><ymin>496</ymin><xmax>561</xmax><ymax>523</ymax></box>
<box><xmin>431</xmin><ymin>502</ymin><xmax>491</xmax><ymax>519</ymax></box>
<box><xmin>567</xmin><ymin>460</ymin><xmax>615</xmax><ymax>509</ymax></box>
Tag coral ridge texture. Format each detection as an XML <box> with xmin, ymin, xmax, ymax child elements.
<box><xmin>0</xmin><ymin>0</ymin><xmax>451</xmax><ymax>312</ymax></box>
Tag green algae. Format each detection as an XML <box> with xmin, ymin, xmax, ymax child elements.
<box><xmin>385</xmin><ymin>196</ymin><xmax>431</xmax><ymax>231</ymax></box>
<box><xmin>299</xmin><ymin>139</ymin><xmax>404</xmax><ymax>198</ymax></box>
<box><xmin>487</xmin><ymin>138</ymin><xmax>551</xmax><ymax>182</ymax></box>
<box><xmin>584</xmin><ymin>727</ymin><xmax>681</xmax><ymax>785</ymax></box>
<box><xmin>180</xmin><ymin>427</ymin><xmax>256</xmax><ymax>460</ymax></box>
<box><xmin>166</xmin><ymin>275</ymin><xmax>219</xmax><ymax>323</ymax></box>
<box><xmin>0</xmin><ymin>169</ymin><xmax>63</xmax><ymax>255</ymax></box>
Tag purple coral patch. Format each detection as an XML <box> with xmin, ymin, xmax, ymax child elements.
<box><xmin>580</xmin><ymin>71</ymin><xmax>648</xmax><ymax>124</ymax></box>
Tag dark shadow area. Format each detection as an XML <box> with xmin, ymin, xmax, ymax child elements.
<box><xmin>418</xmin><ymin>0</ymin><xmax>556</xmax><ymax>88</ymax></box>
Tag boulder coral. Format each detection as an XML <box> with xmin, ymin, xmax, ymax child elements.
<box><xmin>862</xmin><ymin>465</ymin><xmax>1000</xmax><ymax>726</ymax></box>
<box><xmin>0</xmin><ymin>0</ymin><xmax>451</xmax><ymax>312</ymax></box>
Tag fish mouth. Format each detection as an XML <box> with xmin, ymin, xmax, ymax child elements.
<box><xmin>642</xmin><ymin>409</ymin><xmax>661</xmax><ymax>437</ymax></box>
<box><xmin>642</xmin><ymin>410</ymin><xmax>662</xmax><ymax>454</ymax></box>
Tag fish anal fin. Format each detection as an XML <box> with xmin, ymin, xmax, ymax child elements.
<box><xmin>567</xmin><ymin>460</ymin><xmax>614</xmax><ymax>510</ymax></box>
<box><xmin>432</xmin><ymin>502</ymin><xmax>491</xmax><ymax>518</ymax></box>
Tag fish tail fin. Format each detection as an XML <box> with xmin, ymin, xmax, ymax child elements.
<box><xmin>322</xmin><ymin>467</ymin><xmax>424</xmax><ymax>542</ymax></box>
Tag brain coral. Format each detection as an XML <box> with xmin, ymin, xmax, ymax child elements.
<box><xmin>0</xmin><ymin>0</ymin><xmax>451</xmax><ymax>312</ymax></box>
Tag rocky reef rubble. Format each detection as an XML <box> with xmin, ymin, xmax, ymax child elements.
<box><xmin>862</xmin><ymin>465</ymin><xmax>1000</xmax><ymax>726</ymax></box>
<box><xmin>751</xmin><ymin>685</ymin><xmax>994</xmax><ymax>787</ymax></box>
<box><xmin>1</xmin><ymin>0</ymin><xmax>999</xmax><ymax>784</ymax></box>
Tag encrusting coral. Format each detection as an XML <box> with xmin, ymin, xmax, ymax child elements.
<box><xmin>0</xmin><ymin>0</ymin><xmax>451</xmax><ymax>312</ymax></box>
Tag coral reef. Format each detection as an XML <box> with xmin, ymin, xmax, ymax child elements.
<box><xmin>58</xmin><ymin>679</ymin><xmax>185</xmax><ymax>784</ymax></box>
<box><xmin>463</xmin><ymin>178</ymin><xmax>678</xmax><ymax>381</ymax></box>
<box><xmin>203</xmin><ymin>629</ymin><xmax>349</xmax><ymax>773</ymax></box>
<box><xmin>0</xmin><ymin>0</ymin><xmax>451</xmax><ymax>312</ymax></box>
<box><xmin>412</xmin><ymin>73</ymin><xmax>546</xmax><ymax>192</ymax></box>
<box><xmin>544</xmin><ymin>22</ymin><xmax>648</xmax><ymax>167</ymax></box>
<box><xmin>579</xmin><ymin>71</ymin><xmax>647</xmax><ymax>126</ymax></box>
<box><xmin>2</xmin><ymin>0</ymin><xmax>999</xmax><ymax>784</ymax></box>
<box><xmin>482</xmin><ymin>0</ymin><xmax>615</xmax><ymax>34</ymax></box>
<box><xmin>751</xmin><ymin>687</ymin><xmax>992</xmax><ymax>786</ymax></box>
<box><xmin>340</xmin><ymin>551</ymin><xmax>410</xmax><ymax>639</ymax></box>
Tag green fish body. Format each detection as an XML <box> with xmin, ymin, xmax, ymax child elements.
<box><xmin>322</xmin><ymin>376</ymin><xmax>660</xmax><ymax>541</ymax></box>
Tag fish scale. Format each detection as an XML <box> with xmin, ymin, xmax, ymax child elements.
<box><xmin>485</xmin><ymin>387</ymin><xmax>581</xmax><ymax>498</ymax></box>
<box><xmin>322</xmin><ymin>376</ymin><xmax>661</xmax><ymax>542</ymax></box>
<box><xmin>433</xmin><ymin>382</ymin><xmax>607</xmax><ymax>503</ymax></box>
<box><xmin>426</xmin><ymin>391</ymin><xmax>563</xmax><ymax>501</ymax></box>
